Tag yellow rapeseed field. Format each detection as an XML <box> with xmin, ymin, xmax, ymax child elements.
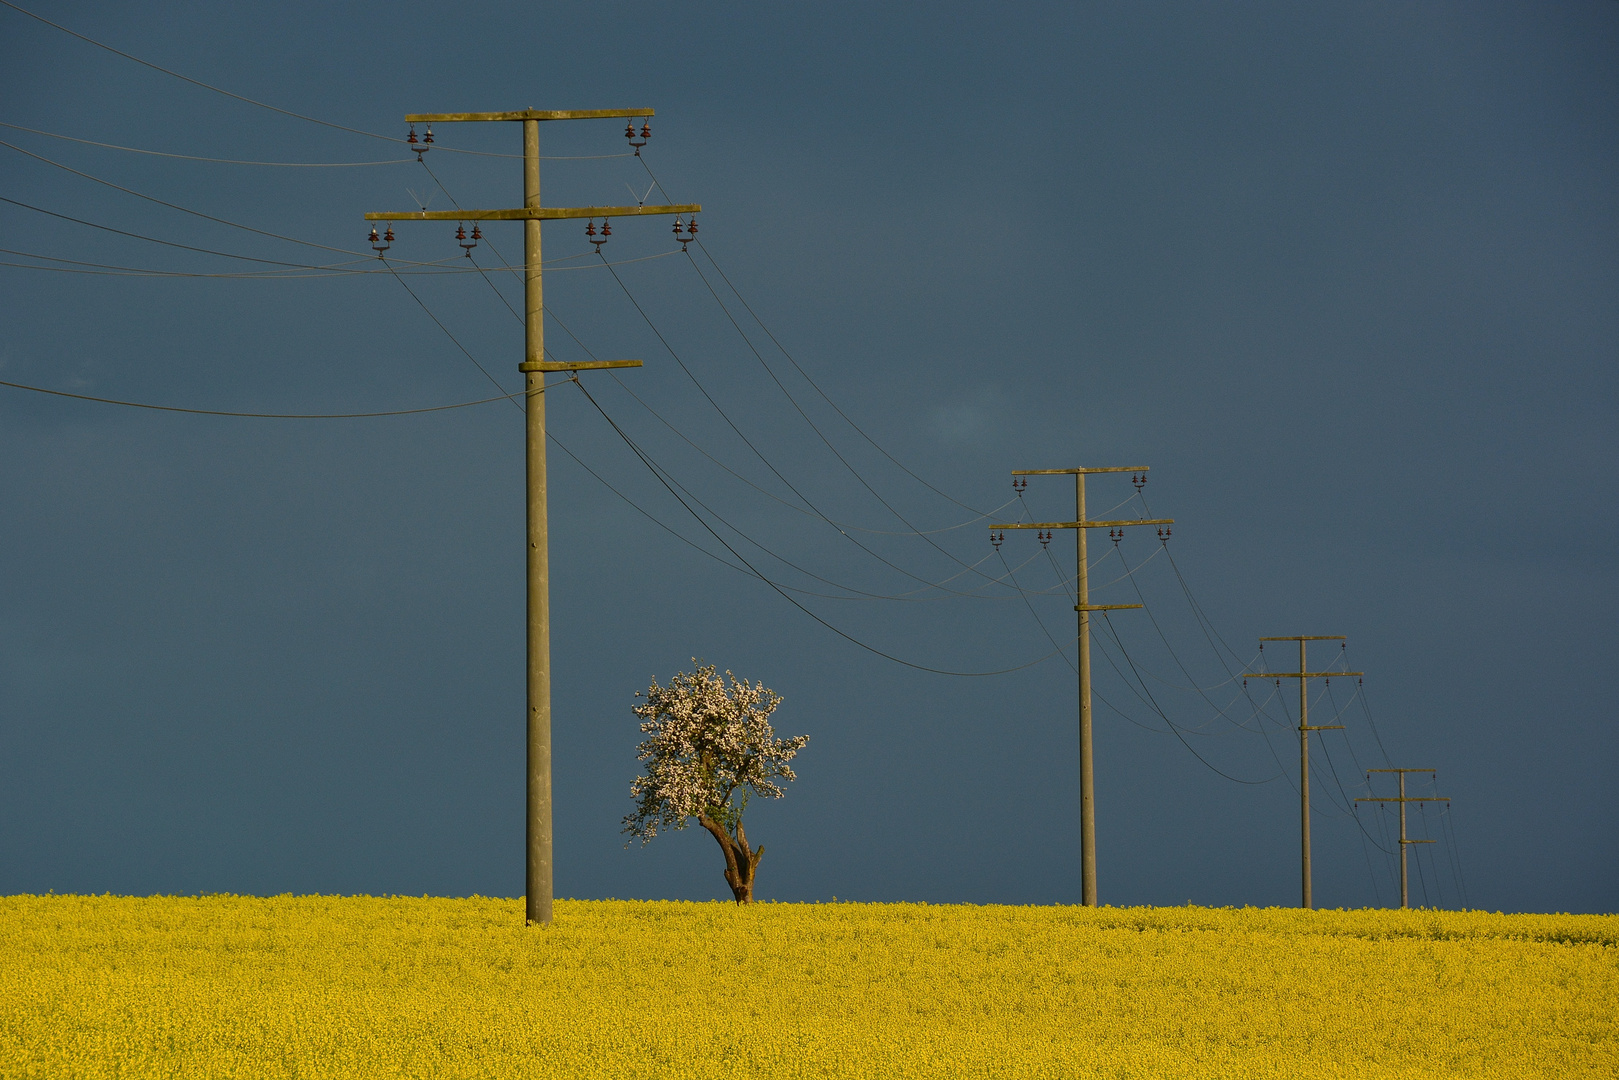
<box><xmin>1</xmin><ymin>895</ymin><xmax>1613</xmax><ymax>1079</ymax></box>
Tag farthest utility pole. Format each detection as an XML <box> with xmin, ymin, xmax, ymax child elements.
<box><xmin>365</xmin><ymin>107</ymin><xmax>699</xmax><ymax>925</ymax></box>
<box><xmin>1358</xmin><ymin>769</ymin><xmax>1449</xmax><ymax>908</ymax></box>
<box><xmin>1245</xmin><ymin>637</ymin><xmax>1361</xmax><ymax>909</ymax></box>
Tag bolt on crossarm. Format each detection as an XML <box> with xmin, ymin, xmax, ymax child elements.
<box><xmin>364</xmin><ymin>108</ymin><xmax>700</xmax><ymax>927</ymax></box>
<box><xmin>1243</xmin><ymin>637</ymin><xmax>1362</xmax><ymax>909</ymax></box>
<box><xmin>1357</xmin><ymin>769</ymin><xmax>1449</xmax><ymax>908</ymax></box>
<box><xmin>990</xmin><ymin>467</ymin><xmax>1172</xmax><ymax>907</ymax></box>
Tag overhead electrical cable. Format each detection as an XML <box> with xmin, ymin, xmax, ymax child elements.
<box><xmin>1</xmin><ymin>194</ymin><xmax>375</xmax><ymax>269</ymax></box>
<box><xmin>0</xmin><ymin>121</ymin><xmax>411</xmax><ymax>166</ymax></box>
<box><xmin>0</xmin><ymin>120</ymin><xmax>622</xmax><ymax>164</ymax></box>
<box><xmin>680</xmin><ymin>249</ymin><xmax>1012</xmax><ymax>585</ymax></box>
<box><xmin>1413</xmin><ymin>806</ymin><xmax>1433</xmax><ymax>907</ymax></box>
<box><xmin>569</xmin><ymin>376</ymin><xmax>1061</xmax><ymax>677</ymax></box>
<box><xmin>417</xmin><ymin>158</ymin><xmax>862</xmax><ymax>537</ymax></box>
<box><xmin>1417</xmin><ymin>800</ymin><xmax>1444</xmax><ymax>907</ymax></box>
<box><xmin>635</xmin><ymin>153</ymin><xmax>984</xmax><ymax>516</ymax></box>
<box><xmin>1325</xmin><ymin>680</ymin><xmax>1376</xmax><ymax>780</ymax></box>
<box><xmin>424</xmin><ymin>154</ymin><xmax>1007</xmax><ymax>561</ymax></box>
<box><xmin>542</xmin><ymin>426</ymin><xmax>752</xmax><ymax>576</ymax></box>
<box><xmin>0</xmin><ymin>253</ymin><xmax>611</xmax><ymax>278</ymax></box>
<box><xmin>362</xmin><ymin>245</ymin><xmax>793</xmax><ymax>582</ymax></box>
<box><xmin>1357</xmin><ymin>816</ymin><xmax>1386</xmax><ymax>907</ymax></box>
<box><xmin>1298</xmin><ymin>686</ymin><xmax>1401</xmax><ymax>860</ymax></box>
<box><xmin>566</xmin><ymin>384</ymin><xmax>1044</xmax><ymax>603</ymax></box>
<box><xmin>1090</xmin><ymin>618</ymin><xmax>1266</xmax><ymax>742</ymax></box>
<box><xmin>0</xmin><ymin>0</ymin><xmax>509</xmax><ymax>157</ymax></box>
<box><xmin>1355</xmin><ymin>684</ymin><xmax>1398</xmax><ymax>769</ymax></box>
<box><xmin>415</xmin><ymin>159</ymin><xmax>523</xmax><ymax>321</ymax></box>
<box><xmin>408</xmin><ymin>163</ymin><xmax>1028</xmax><ymax>604</ymax></box>
<box><xmin>1131</xmin><ymin>497</ymin><xmax>1333</xmax><ymax>780</ymax></box>
<box><xmin>1138</xmin><ymin>487</ymin><xmax>1272</xmax><ymax>679</ymax></box>
<box><xmin>2</xmin><ymin>138</ymin><xmax>375</xmax><ymax>258</ymax></box>
<box><xmin>996</xmin><ymin>547</ymin><xmax>1078</xmax><ymax>676</ymax></box>
<box><xmin>1115</xmin><ymin>543</ymin><xmax>1283</xmax><ymax>733</ymax></box>
<box><xmin>383</xmin><ymin>238</ymin><xmax>1040</xmax><ymax>605</ymax></box>
<box><xmin>1440</xmin><ymin>805</ymin><xmax>1470</xmax><ymax>906</ymax></box>
<box><xmin>597</xmin><ymin>252</ymin><xmax>1005</xmax><ymax>599</ymax></box>
<box><xmin>0</xmin><ymin>375</ymin><xmax>522</xmax><ymax>418</ymax></box>
<box><xmin>0</xmin><ymin>246</ymin><xmax>479</xmax><ymax>278</ymax></box>
<box><xmin>609</xmin><ymin>360</ymin><xmax>1028</xmax><ymax>555</ymax></box>
<box><xmin>1094</xmin><ymin>613</ymin><xmax>1279</xmax><ymax>783</ymax></box>
<box><xmin>377</xmin><ymin>255</ymin><xmax>527</xmax><ymax>416</ymax></box>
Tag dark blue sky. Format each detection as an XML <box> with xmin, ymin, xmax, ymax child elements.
<box><xmin>1</xmin><ymin>1</ymin><xmax>1614</xmax><ymax>913</ymax></box>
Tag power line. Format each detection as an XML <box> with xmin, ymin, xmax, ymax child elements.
<box><xmin>697</xmin><ymin>234</ymin><xmax>990</xmax><ymax>515</ymax></box>
<box><xmin>379</xmin><ymin>256</ymin><xmax>521</xmax><ymax>410</ymax></box>
<box><xmin>636</xmin><ymin>154</ymin><xmax>983</xmax><ymax>517</ymax></box>
<box><xmin>0</xmin><ymin>120</ymin><xmax>624</xmax><ymax>164</ymax></box>
<box><xmin>0</xmin><ymin>0</ymin><xmax>507</xmax><ymax>156</ymax></box>
<box><xmin>634</xmin><ymin>156</ymin><xmax>984</xmax><ymax>518</ymax></box>
<box><xmin>1440</xmin><ymin>804</ymin><xmax>1470</xmax><ymax>907</ymax></box>
<box><xmin>1095</xmin><ymin>612</ymin><xmax>1279</xmax><ymax>784</ymax></box>
<box><xmin>596</xmin><ymin>251</ymin><xmax>1003</xmax><ymax>599</ymax></box>
<box><xmin>997</xmin><ymin>546</ymin><xmax>1078</xmax><ymax>674</ymax></box>
<box><xmin>0</xmin><ymin>246</ymin><xmax>477</xmax><ymax>278</ymax></box>
<box><xmin>1115</xmin><ymin>543</ymin><xmax>1276</xmax><ymax>735</ymax></box>
<box><xmin>412</xmin><ymin>148</ymin><xmax>1035</xmax><ymax>606</ymax></box>
<box><xmin>381</xmin><ymin>227</ymin><xmax>1040</xmax><ymax>606</ymax></box>
<box><xmin>1</xmin><ymin>194</ymin><xmax>365</xmax><ymax>269</ymax></box>
<box><xmin>403</xmin><ymin>157</ymin><xmax>1028</xmax><ymax>605</ymax></box>
<box><xmin>681</xmin><ymin>248</ymin><xmax>1010</xmax><ymax>580</ymax></box>
<box><xmin>0</xmin><ymin>375</ymin><xmax>523</xmax><ymax>418</ymax></box>
<box><xmin>574</xmin><ymin>381</ymin><xmax>1041</xmax><ymax>603</ymax></box>
<box><xmin>570</xmin><ymin>376</ymin><xmax>1061</xmax><ymax>677</ymax></box>
<box><xmin>0</xmin><ymin>122</ymin><xmax>411</xmax><ymax>166</ymax></box>
<box><xmin>2</xmin><ymin>138</ymin><xmax>371</xmax><ymax>258</ymax></box>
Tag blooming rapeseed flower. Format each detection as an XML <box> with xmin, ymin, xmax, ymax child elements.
<box><xmin>1</xmin><ymin>895</ymin><xmax>1613</xmax><ymax>1078</ymax></box>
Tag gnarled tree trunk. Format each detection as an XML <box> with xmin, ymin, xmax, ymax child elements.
<box><xmin>698</xmin><ymin>813</ymin><xmax>764</xmax><ymax>904</ymax></box>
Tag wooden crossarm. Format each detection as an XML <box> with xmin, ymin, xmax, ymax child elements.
<box><xmin>989</xmin><ymin>519</ymin><xmax>1173</xmax><ymax>530</ymax></box>
<box><xmin>365</xmin><ymin>204</ymin><xmax>700</xmax><ymax>222</ymax></box>
<box><xmin>405</xmin><ymin>109</ymin><xmax>653</xmax><ymax>122</ymax></box>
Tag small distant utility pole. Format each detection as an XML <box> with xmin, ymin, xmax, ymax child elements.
<box><xmin>365</xmin><ymin>108</ymin><xmax>699</xmax><ymax>927</ymax></box>
<box><xmin>990</xmin><ymin>468</ymin><xmax>1172</xmax><ymax>907</ymax></box>
<box><xmin>1357</xmin><ymin>769</ymin><xmax>1449</xmax><ymax>909</ymax></box>
<box><xmin>1244</xmin><ymin>637</ymin><xmax>1361</xmax><ymax>910</ymax></box>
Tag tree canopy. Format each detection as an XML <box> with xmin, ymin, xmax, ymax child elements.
<box><xmin>624</xmin><ymin>664</ymin><xmax>808</xmax><ymax>903</ymax></box>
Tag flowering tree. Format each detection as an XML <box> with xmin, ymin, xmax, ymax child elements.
<box><xmin>623</xmin><ymin>664</ymin><xmax>808</xmax><ymax>904</ymax></box>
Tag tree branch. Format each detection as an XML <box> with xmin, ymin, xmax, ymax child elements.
<box><xmin>697</xmin><ymin>812</ymin><xmax>741</xmax><ymax>882</ymax></box>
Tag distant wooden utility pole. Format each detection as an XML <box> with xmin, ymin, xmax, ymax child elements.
<box><xmin>1357</xmin><ymin>769</ymin><xmax>1449</xmax><ymax>908</ymax></box>
<box><xmin>365</xmin><ymin>108</ymin><xmax>699</xmax><ymax>926</ymax></box>
<box><xmin>1244</xmin><ymin>637</ymin><xmax>1361</xmax><ymax>910</ymax></box>
<box><xmin>990</xmin><ymin>468</ymin><xmax>1172</xmax><ymax>907</ymax></box>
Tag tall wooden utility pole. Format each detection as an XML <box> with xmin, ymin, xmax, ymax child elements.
<box><xmin>1244</xmin><ymin>637</ymin><xmax>1361</xmax><ymax>909</ymax></box>
<box><xmin>990</xmin><ymin>468</ymin><xmax>1172</xmax><ymax>906</ymax></box>
<box><xmin>366</xmin><ymin>108</ymin><xmax>699</xmax><ymax>926</ymax></box>
<box><xmin>1357</xmin><ymin>769</ymin><xmax>1449</xmax><ymax>908</ymax></box>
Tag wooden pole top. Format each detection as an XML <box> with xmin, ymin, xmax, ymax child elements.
<box><xmin>1012</xmin><ymin>467</ymin><xmax>1148</xmax><ymax>475</ymax></box>
<box><xmin>1243</xmin><ymin>671</ymin><xmax>1364</xmax><ymax>679</ymax></box>
<box><xmin>365</xmin><ymin>204</ymin><xmax>700</xmax><ymax>222</ymax></box>
<box><xmin>989</xmin><ymin>519</ymin><xmax>1173</xmax><ymax>530</ymax></box>
<box><xmin>404</xmin><ymin>109</ymin><xmax>653</xmax><ymax>122</ymax></box>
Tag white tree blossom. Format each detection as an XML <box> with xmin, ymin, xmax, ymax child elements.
<box><xmin>624</xmin><ymin>663</ymin><xmax>808</xmax><ymax>903</ymax></box>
